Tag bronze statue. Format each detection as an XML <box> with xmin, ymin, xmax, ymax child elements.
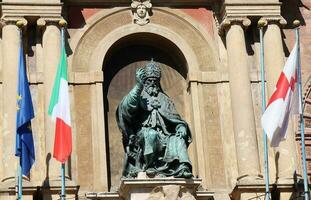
<box><xmin>116</xmin><ymin>60</ymin><xmax>192</xmax><ymax>178</ymax></box>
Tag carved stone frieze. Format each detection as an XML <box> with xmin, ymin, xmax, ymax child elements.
<box><xmin>131</xmin><ymin>0</ymin><xmax>152</xmax><ymax>26</ymax></box>
<box><xmin>147</xmin><ymin>185</ymin><xmax>196</xmax><ymax>200</ymax></box>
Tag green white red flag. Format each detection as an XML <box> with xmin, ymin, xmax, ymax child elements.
<box><xmin>48</xmin><ymin>35</ymin><xmax>72</xmax><ymax>163</ymax></box>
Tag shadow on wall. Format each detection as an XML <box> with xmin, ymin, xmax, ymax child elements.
<box><xmin>281</xmin><ymin>0</ymin><xmax>309</xmax><ymax>28</ymax></box>
<box><xmin>280</xmin><ymin>0</ymin><xmax>310</xmax><ymax>56</ymax></box>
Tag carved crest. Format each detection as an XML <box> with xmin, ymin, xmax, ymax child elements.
<box><xmin>131</xmin><ymin>0</ymin><xmax>152</xmax><ymax>26</ymax></box>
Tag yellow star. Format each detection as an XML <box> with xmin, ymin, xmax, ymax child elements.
<box><xmin>16</xmin><ymin>105</ymin><xmax>20</xmax><ymax>111</ymax></box>
<box><xmin>17</xmin><ymin>95</ymin><xmax>22</xmax><ymax>100</ymax></box>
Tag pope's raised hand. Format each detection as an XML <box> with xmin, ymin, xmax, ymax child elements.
<box><xmin>136</xmin><ymin>68</ymin><xmax>145</xmax><ymax>86</ymax></box>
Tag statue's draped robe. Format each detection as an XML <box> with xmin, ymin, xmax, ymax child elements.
<box><xmin>117</xmin><ymin>85</ymin><xmax>192</xmax><ymax>177</ymax></box>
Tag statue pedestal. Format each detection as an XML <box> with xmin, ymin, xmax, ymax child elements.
<box><xmin>85</xmin><ymin>174</ymin><xmax>213</xmax><ymax>200</ymax></box>
<box><xmin>119</xmin><ymin>176</ymin><xmax>213</xmax><ymax>200</ymax></box>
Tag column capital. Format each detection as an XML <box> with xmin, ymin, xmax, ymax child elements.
<box><xmin>36</xmin><ymin>18</ymin><xmax>67</xmax><ymax>31</ymax></box>
<box><xmin>259</xmin><ymin>16</ymin><xmax>287</xmax><ymax>28</ymax></box>
<box><xmin>1</xmin><ymin>17</ymin><xmax>28</xmax><ymax>28</ymax></box>
<box><xmin>219</xmin><ymin>17</ymin><xmax>251</xmax><ymax>36</ymax></box>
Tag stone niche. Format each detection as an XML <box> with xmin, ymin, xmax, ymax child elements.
<box><xmin>103</xmin><ymin>33</ymin><xmax>190</xmax><ymax>189</ymax></box>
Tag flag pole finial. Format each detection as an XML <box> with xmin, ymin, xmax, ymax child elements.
<box><xmin>293</xmin><ymin>20</ymin><xmax>301</xmax><ymax>28</ymax></box>
<box><xmin>258</xmin><ymin>19</ymin><xmax>268</xmax><ymax>28</ymax></box>
<box><xmin>59</xmin><ymin>19</ymin><xmax>68</xmax><ymax>27</ymax></box>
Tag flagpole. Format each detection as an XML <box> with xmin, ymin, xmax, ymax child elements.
<box><xmin>60</xmin><ymin>20</ymin><xmax>67</xmax><ymax>200</ymax></box>
<box><xmin>294</xmin><ymin>20</ymin><xmax>310</xmax><ymax>200</ymax></box>
<box><xmin>258</xmin><ymin>19</ymin><xmax>270</xmax><ymax>200</ymax></box>
<box><xmin>18</xmin><ymin>164</ymin><xmax>23</xmax><ymax>200</ymax></box>
<box><xmin>61</xmin><ymin>163</ymin><xmax>66</xmax><ymax>200</ymax></box>
<box><xmin>17</xmin><ymin>20</ymin><xmax>24</xmax><ymax>200</ymax></box>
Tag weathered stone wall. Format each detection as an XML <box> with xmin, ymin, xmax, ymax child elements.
<box><xmin>0</xmin><ymin>1</ymin><xmax>310</xmax><ymax>199</ymax></box>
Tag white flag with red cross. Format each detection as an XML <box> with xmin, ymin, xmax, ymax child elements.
<box><xmin>261</xmin><ymin>42</ymin><xmax>298</xmax><ymax>147</ymax></box>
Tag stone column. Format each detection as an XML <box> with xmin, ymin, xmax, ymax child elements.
<box><xmin>38</xmin><ymin>18</ymin><xmax>62</xmax><ymax>181</ymax></box>
<box><xmin>1</xmin><ymin>18</ymin><xmax>27</xmax><ymax>182</ymax></box>
<box><xmin>262</xmin><ymin>18</ymin><xmax>298</xmax><ymax>183</ymax></box>
<box><xmin>224</xmin><ymin>18</ymin><xmax>261</xmax><ymax>182</ymax></box>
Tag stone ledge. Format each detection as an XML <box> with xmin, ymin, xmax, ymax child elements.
<box><xmin>188</xmin><ymin>71</ymin><xmax>265</xmax><ymax>84</ymax></box>
<box><xmin>86</xmin><ymin>192</ymin><xmax>120</xmax><ymax>200</ymax></box>
<box><xmin>0</xmin><ymin>179</ymin><xmax>79</xmax><ymax>196</ymax></box>
<box><xmin>230</xmin><ymin>181</ymin><xmax>306</xmax><ymax>200</ymax></box>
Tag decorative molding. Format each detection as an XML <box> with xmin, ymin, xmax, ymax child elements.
<box><xmin>131</xmin><ymin>0</ymin><xmax>152</xmax><ymax>26</ymax></box>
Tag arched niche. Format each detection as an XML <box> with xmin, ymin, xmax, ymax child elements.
<box><xmin>69</xmin><ymin>7</ymin><xmax>219</xmax><ymax>191</ymax></box>
<box><xmin>103</xmin><ymin>32</ymin><xmax>189</xmax><ymax>188</ymax></box>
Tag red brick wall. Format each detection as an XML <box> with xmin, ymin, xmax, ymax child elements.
<box><xmin>181</xmin><ymin>8</ymin><xmax>215</xmax><ymax>36</ymax></box>
<box><xmin>282</xmin><ymin>0</ymin><xmax>311</xmax><ymax>84</ymax></box>
<box><xmin>282</xmin><ymin>0</ymin><xmax>311</xmax><ymax>180</ymax></box>
<box><xmin>67</xmin><ymin>7</ymin><xmax>101</xmax><ymax>28</ymax></box>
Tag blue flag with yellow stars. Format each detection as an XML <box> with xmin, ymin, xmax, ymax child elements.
<box><xmin>15</xmin><ymin>35</ymin><xmax>35</xmax><ymax>176</ymax></box>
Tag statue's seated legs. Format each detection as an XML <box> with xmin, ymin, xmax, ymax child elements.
<box><xmin>140</xmin><ymin>128</ymin><xmax>159</xmax><ymax>172</ymax></box>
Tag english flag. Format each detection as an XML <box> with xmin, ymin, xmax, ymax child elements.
<box><xmin>261</xmin><ymin>42</ymin><xmax>298</xmax><ymax>147</ymax></box>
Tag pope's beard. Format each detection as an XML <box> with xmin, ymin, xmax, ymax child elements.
<box><xmin>144</xmin><ymin>85</ymin><xmax>160</xmax><ymax>97</ymax></box>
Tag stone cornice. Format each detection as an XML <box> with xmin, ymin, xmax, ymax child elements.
<box><xmin>1</xmin><ymin>2</ymin><xmax>62</xmax><ymax>23</ymax></box>
<box><xmin>63</xmin><ymin>0</ymin><xmax>218</xmax><ymax>6</ymax></box>
<box><xmin>220</xmin><ymin>2</ymin><xmax>282</xmax><ymax>20</ymax></box>
<box><xmin>217</xmin><ymin>2</ymin><xmax>285</xmax><ymax>35</ymax></box>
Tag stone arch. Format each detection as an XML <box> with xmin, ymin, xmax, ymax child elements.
<box><xmin>69</xmin><ymin>7</ymin><xmax>219</xmax><ymax>74</ymax></box>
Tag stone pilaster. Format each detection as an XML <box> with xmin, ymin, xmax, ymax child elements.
<box><xmin>37</xmin><ymin>18</ymin><xmax>64</xmax><ymax>181</ymax></box>
<box><xmin>260</xmin><ymin>17</ymin><xmax>299</xmax><ymax>184</ymax></box>
<box><xmin>222</xmin><ymin>18</ymin><xmax>261</xmax><ymax>182</ymax></box>
<box><xmin>1</xmin><ymin>18</ymin><xmax>27</xmax><ymax>182</ymax></box>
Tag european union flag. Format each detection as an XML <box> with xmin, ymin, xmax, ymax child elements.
<box><xmin>15</xmin><ymin>36</ymin><xmax>35</xmax><ymax>176</ymax></box>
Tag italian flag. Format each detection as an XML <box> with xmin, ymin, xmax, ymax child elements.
<box><xmin>48</xmin><ymin>36</ymin><xmax>72</xmax><ymax>163</ymax></box>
